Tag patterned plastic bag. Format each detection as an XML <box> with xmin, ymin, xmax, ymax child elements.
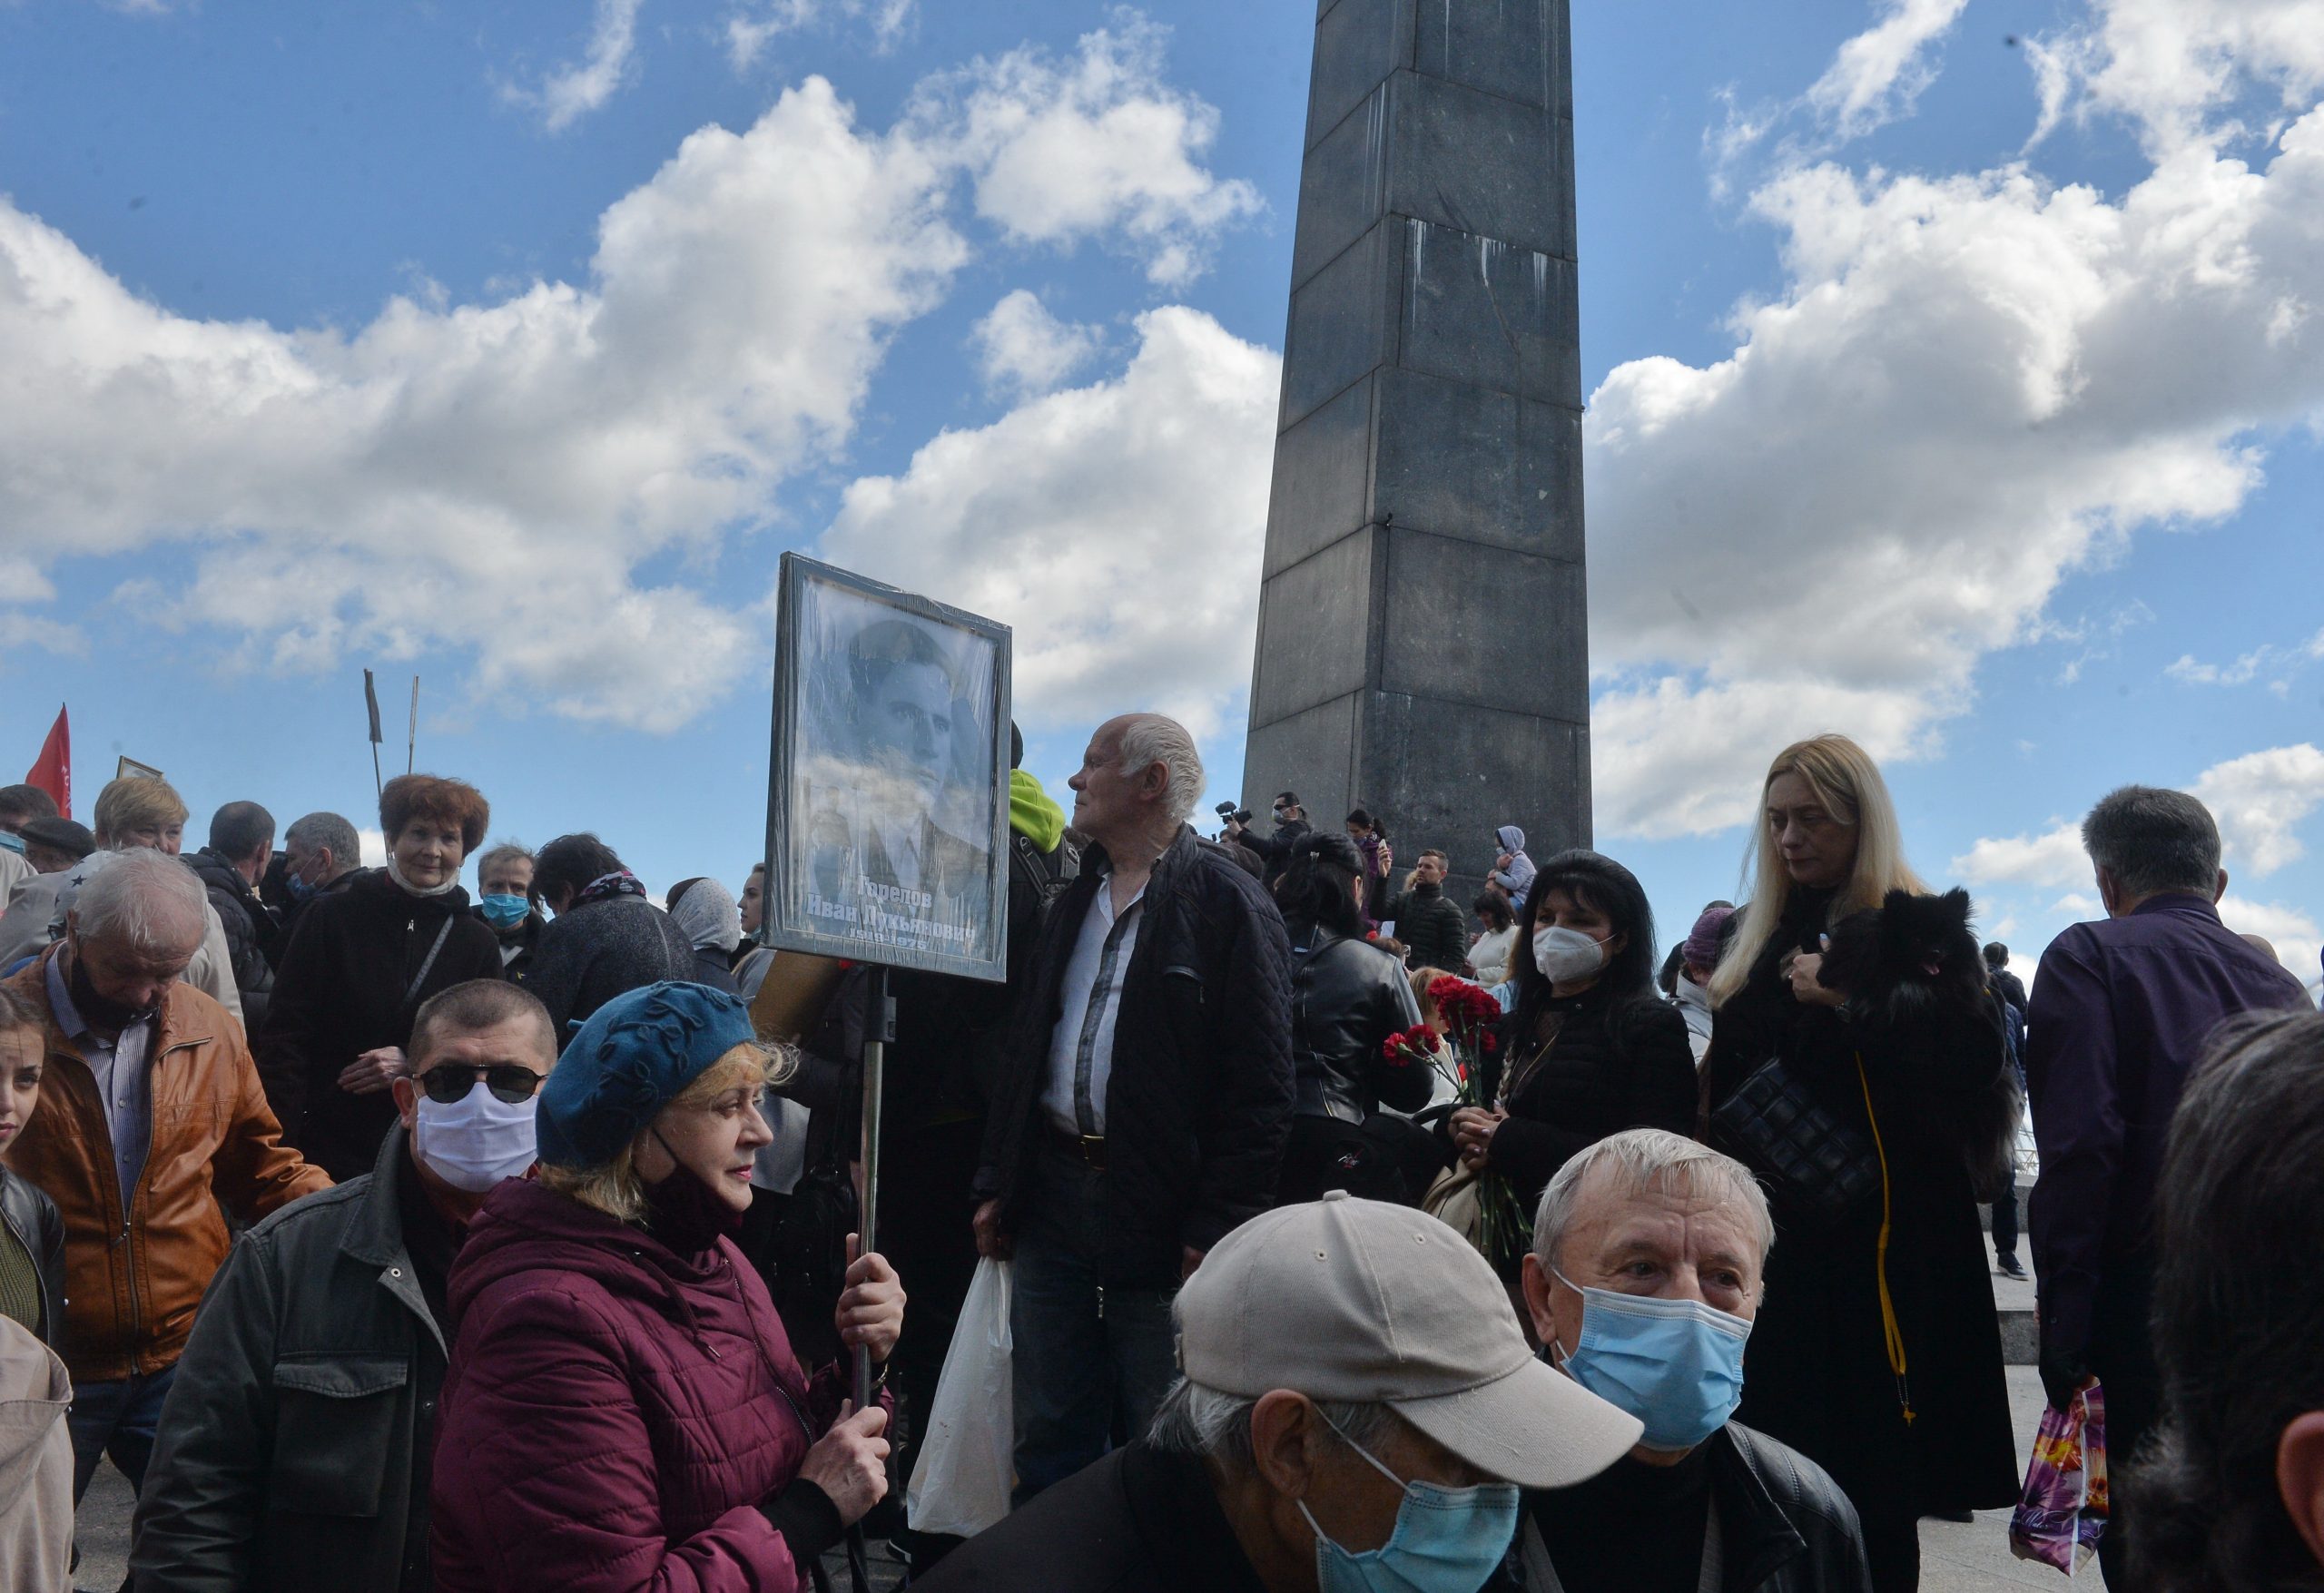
<box><xmin>2010</xmin><ymin>1380</ymin><xmax>2110</xmax><ymax>1574</ymax></box>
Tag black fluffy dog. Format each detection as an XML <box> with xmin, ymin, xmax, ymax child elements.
<box><xmin>1817</xmin><ymin>887</ymin><xmax>2021</xmax><ymax>1198</ymax></box>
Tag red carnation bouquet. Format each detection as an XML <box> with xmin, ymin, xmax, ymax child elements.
<box><xmin>1383</xmin><ymin>978</ymin><xmax>1531</xmax><ymax>1267</ymax></box>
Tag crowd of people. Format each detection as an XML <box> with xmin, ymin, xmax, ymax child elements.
<box><xmin>0</xmin><ymin>714</ymin><xmax>2317</xmax><ymax>1593</ymax></box>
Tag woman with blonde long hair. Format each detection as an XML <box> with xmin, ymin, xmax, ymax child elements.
<box><xmin>1702</xmin><ymin>735</ymin><xmax>2015</xmax><ymax>1593</ymax></box>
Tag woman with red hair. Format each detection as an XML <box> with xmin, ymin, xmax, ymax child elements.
<box><xmin>257</xmin><ymin>775</ymin><xmax>506</xmax><ymax>1182</ymax></box>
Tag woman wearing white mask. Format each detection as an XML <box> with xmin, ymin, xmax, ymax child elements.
<box><xmin>258</xmin><ymin>774</ymin><xmax>507</xmax><ymax>1182</ymax></box>
<box><xmin>1445</xmin><ymin>850</ymin><xmax>1696</xmax><ymax>1237</ymax></box>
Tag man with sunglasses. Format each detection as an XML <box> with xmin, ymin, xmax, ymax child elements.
<box><xmin>129</xmin><ymin>978</ymin><xmax>557</xmax><ymax>1593</ymax></box>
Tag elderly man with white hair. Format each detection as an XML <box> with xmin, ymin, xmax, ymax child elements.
<box><xmin>1509</xmin><ymin>1129</ymin><xmax>1873</xmax><ymax>1593</ymax></box>
<box><xmin>2</xmin><ymin>848</ymin><xmax>326</xmax><ymax>1507</ymax></box>
<box><xmin>971</xmin><ymin>713</ymin><xmax>1295</xmax><ymax>1502</ymax></box>
<box><xmin>919</xmin><ymin>1191</ymin><xmax>1644</xmax><ymax>1591</ymax></box>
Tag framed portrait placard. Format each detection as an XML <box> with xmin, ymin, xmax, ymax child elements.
<box><xmin>762</xmin><ymin>554</ymin><xmax>1013</xmax><ymax>983</ymax></box>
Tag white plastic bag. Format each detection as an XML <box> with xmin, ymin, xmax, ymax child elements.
<box><xmin>903</xmin><ymin>1256</ymin><xmax>1014</xmax><ymax>1539</ymax></box>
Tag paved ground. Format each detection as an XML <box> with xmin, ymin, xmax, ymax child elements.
<box><xmin>71</xmin><ymin>1241</ymin><xmax>2056</xmax><ymax>1591</ymax></box>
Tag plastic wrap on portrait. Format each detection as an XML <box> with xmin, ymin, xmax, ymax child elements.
<box><xmin>763</xmin><ymin>556</ymin><xmax>1012</xmax><ymax>982</ymax></box>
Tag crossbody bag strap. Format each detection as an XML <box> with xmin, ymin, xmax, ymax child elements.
<box><xmin>401</xmin><ymin>916</ymin><xmax>457</xmax><ymax>1011</ymax></box>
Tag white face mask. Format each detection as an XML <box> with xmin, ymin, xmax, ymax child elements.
<box><xmin>1533</xmin><ymin>924</ymin><xmax>1610</xmax><ymax>984</ymax></box>
<box><xmin>412</xmin><ymin>1081</ymin><xmax>539</xmax><ymax>1193</ymax></box>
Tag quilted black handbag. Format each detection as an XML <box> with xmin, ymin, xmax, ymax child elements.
<box><xmin>1711</xmin><ymin>1055</ymin><xmax>1879</xmax><ymax>1223</ymax></box>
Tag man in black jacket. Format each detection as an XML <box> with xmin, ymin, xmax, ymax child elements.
<box><xmin>919</xmin><ymin>1192</ymin><xmax>1642</xmax><ymax>1593</ymax></box>
<box><xmin>1229</xmin><ymin>790</ymin><xmax>1310</xmax><ymax>887</ymax></box>
<box><xmin>973</xmin><ymin>713</ymin><xmax>1294</xmax><ymax>1501</ymax></box>
<box><xmin>188</xmin><ymin>801</ymin><xmax>280</xmax><ymax>1028</ymax></box>
<box><xmin>1505</xmin><ymin>1128</ymin><xmax>1874</xmax><ymax>1593</ymax></box>
<box><xmin>1383</xmin><ymin>848</ymin><xmax>1471</xmax><ymax>972</ymax></box>
<box><xmin>133</xmin><ymin>978</ymin><xmax>556</xmax><ymax>1593</ymax></box>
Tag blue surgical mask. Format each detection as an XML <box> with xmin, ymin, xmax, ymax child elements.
<box><xmin>0</xmin><ymin>831</ymin><xmax>22</xmax><ymax>856</ymax></box>
<box><xmin>1551</xmin><ymin>1269</ymin><xmax>1750</xmax><ymax>1451</ymax></box>
<box><xmin>478</xmin><ymin>893</ymin><xmax>530</xmax><ymax>930</ymax></box>
<box><xmin>1298</xmin><ymin>1411</ymin><xmax>1520</xmax><ymax>1593</ymax></box>
<box><xmin>286</xmin><ymin>870</ymin><xmax>318</xmax><ymax>903</ymax></box>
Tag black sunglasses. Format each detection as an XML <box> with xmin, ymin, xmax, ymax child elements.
<box><xmin>419</xmin><ymin>1065</ymin><xmax>545</xmax><ymax>1106</ymax></box>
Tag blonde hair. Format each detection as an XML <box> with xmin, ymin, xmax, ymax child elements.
<box><xmin>93</xmin><ymin>777</ymin><xmax>189</xmax><ymax>845</ymax></box>
<box><xmin>1409</xmin><ymin>966</ymin><xmax>1452</xmax><ymax>1031</ymax></box>
<box><xmin>1709</xmin><ymin>734</ymin><xmax>1927</xmax><ymax>1007</ymax></box>
<box><xmin>537</xmin><ymin>1042</ymin><xmax>797</xmax><ymax>1225</ymax></box>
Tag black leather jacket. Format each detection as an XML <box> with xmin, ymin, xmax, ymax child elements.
<box><xmin>1494</xmin><ymin>1422</ymin><xmax>1874</xmax><ymax>1593</ymax></box>
<box><xmin>0</xmin><ymin>1165</ymin><xmax>65</xmax><ymax>1352</ymax></box>
<box><xmin>1288</xmin><ymin>920</ymin><xmax>1431</xmax><ymax>1124</ymax></box>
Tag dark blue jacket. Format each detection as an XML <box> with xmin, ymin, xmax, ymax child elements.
<box><xmin>2025</xmin><ymin>894</ymin><xmax>2309</xmax><ymax>1352</ymax></box>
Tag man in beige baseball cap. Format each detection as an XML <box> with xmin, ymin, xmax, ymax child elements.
<box><xmin>917</xmin><ymin>1191</ymin><xmax>1640</xmax><ymax>1591</ymax></box>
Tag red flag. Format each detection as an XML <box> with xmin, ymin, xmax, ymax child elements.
<box><xmin>26</xmin><ymin>705</ymin><xmax>68</xmax><ymax>820</ymax></box>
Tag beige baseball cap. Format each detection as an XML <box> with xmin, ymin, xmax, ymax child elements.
<box><xmin>1177</xmin><ymin>1192</ymin><xmax>1642</xmax><ymax>1490</ymax></box>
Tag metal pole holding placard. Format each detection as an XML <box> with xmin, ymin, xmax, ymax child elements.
<box><xmin>853</xmin><ymin>964</ymin><xmax>892</xmax><ymax>1411</ymax></box>
<box><xmin>842</xmin><ymin>965</ymin><xmax>893</xmax><ymax>1593</ymax></box>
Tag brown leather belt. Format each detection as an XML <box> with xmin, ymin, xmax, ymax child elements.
<box><xmin>1048</xmin><ymin>1125</ymin><xmax>1108</xmax><ymax>1172</ymax></box>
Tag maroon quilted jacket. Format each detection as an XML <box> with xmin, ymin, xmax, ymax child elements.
<box><xmin>429</xmin><ymin>1177</ymin><xmax>864</xmax><ymax>1592</ymax></box>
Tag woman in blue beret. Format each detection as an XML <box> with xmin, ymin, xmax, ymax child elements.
<box><xmin>430</xmin><ymin>980</ymin><xmax>905</xmax><ymax>1593</ymax></box>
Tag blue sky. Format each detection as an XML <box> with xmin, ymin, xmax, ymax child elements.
<box><xmin>2</xmin><ymin>0</ymin><xmax>2319</xmax><ymax>989</ymax></box>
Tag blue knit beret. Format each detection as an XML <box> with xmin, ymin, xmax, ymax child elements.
<box><xmin>537</xmin><ymin>981</ymin><xmax>760</xmax><ymax>1169</ymax></box>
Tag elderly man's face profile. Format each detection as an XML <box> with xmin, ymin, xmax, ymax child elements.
<box><xmin>862</xmin><ymin>660</ymin><xmax>952</xmax><ymax>803</ymax></box>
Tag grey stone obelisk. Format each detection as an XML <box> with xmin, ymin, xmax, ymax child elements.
<box><xmin>1242</xmin><ymin>0</ymin><xmax>1589</xmax><ymax>886</ymax></box>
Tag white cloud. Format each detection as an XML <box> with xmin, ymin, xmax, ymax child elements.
<box><xmin>911</xmin><ymin>15</ymin><xmax>1264</xmax><ymax>286</ymax></box>
<box><xmin>0</xmin><ymin>79</ymin><xmax>965</xmax><ymax>730</ymax></box>
<box><xmin>2166</xmin><ymin>625</ymin><xmax>2324</xmax><ymax>685</ymax></box>
<box><xmin>969</xmin><ymin>289</ymin><xmax>1103</xmax><ymax>395</ymax></box>
<box><xmin>726</xmin><ymin>0</ymin><xmax>915</xmax><ymax>72</ymax></box>
<box><xmin>1589</xmin><ymin>86</ymin><xmax>2324</xmax><ymax>837</ymax></box>
<box><xmin>2034</xmin><ymin>0</ymin><xmax>2324</xmax><ymax>154</ymax></box>
<box><xmin>820</xmin><ymin>306</ymin><xmax>1277</xmax><ymax>739</ymax></box>
<box><xmin>2218</xmin><ymin>892</ymin><xmax>2322</xmax><ymax>982</ymax></box>
<box><xmin>503</xmin><ymin>0</ymin><xmax>646</xmax><ymax>133</ymax></box>
<box><xmin>1805</xmin><ymin>0</ymin><xmax>1971</xmax><ymax>140</ymax></box>
<box><xmin>1952</xmin><ymin>821</ymin><xmax>2091</xmax><ymax>890</ymax></box>
<box><xmin>2193</xmin><ymin>742</ymin><xmax>2324</xmax><ymax>874</ymax></box>
<box><xmin>0</xmin><ymin>612</ymin><xmax>85</xmax><ymax>658</ymax></box>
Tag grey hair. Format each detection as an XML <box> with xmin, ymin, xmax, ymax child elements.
<box><xmin>2083</xmin><ymin>786</ymin><xmax>2222</xmax><ymax>900</ymax></box>
<box><xmin>1115</xmin><ymin>713</ymin><xmax>1205</xmax><ymax>828</ymax></box>
<box><xmin>285</xmin><ymin>811</ymin><xmax>361</xmax><ymax>871</ymax></box>
<box><xmin>1532</xmin><ymin>1128</ymin><xmax>1775</xmax><ymax>1276</ymax></box>
<box><xmin>74</xmin><ymin>849</ymin><xmax>208</xmax><ymax>957</ymax></box>
<box><xmin>1146</xmin><ymin>1377</ymin><xmax>1404</xmax><ymax>1477</ymax></box>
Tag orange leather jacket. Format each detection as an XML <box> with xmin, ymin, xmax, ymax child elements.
<box><xmin>1</xmin><ymin>949</ymin><xmax>330</xmax><ymax>1383</ymax></box>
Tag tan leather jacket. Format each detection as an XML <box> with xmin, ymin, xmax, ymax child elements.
<box><xmin>1</xmin><ymin>949</ymin><xmax>329</xmax><ymax>1383</ymax></box>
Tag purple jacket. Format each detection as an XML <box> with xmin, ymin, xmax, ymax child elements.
<box><xmin>2025</xmin><ymin>894</ymin><xmax>2308</xmax><ymax>1353</ymax></box>
<box><xmin>430</xmin><ymin>1177</ymin><xmax>863</xmax><ymax>1593</ymax></box>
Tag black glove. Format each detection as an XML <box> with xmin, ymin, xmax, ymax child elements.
<box><xmin>2039</xmin><ymin>1343</ymin><xmax>2090</xmax><ymax>1411</ymax></box>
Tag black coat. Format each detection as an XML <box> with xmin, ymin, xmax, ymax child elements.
<box><xmin>1287</xmin><ymin>920</ymin><xmax>1431</xmax><ymax>1124</ymax></box>
<box><xmin>0</xmin><ymin>1165</ymin><xmax>64</xmax><ymax>1352</ymax></box>
<box><xmin>523</xmin><ymin>896</ymin><xmax>697</xmax><ymax>1037</ymax></box>
<box><xmin>1490</xmin><ymin>1423</ymin><xmax>1874</xmax><ymax>1593</ymax></box>
<box><xmin>980</xmin><ymin>828</ymin><xmax>1293</xmax><ymax>1286</ymax></box>
<box><xmin>1702</xmin><ymin>890</ymin><xmax>2018</xmax><ymax>1519</ymax></box>
<box><xmin>130</xmin><ymin>1129</ymin><xmax>449</xmax><ymax>1593</ymax></box>
<box><xmin>912</xmin><ymin>1441</ymin><xmax>1268</xmax><ymax>1593</ymax></box>
<box><xmin>186</xmin><ymin>849</ymin><xmax>277</xmax><ymax>1028</ymax></box>
<box><xmin>257</xmin><ymin>869</ymin><xmax>505</xmax><ymax>1183</ymax></box>
<box><xmin>1477</xmin><ymin>986</ymin><xmax>1698</xmax><ymax>1212</ymax></box>
<box><xmin>1384</xmin><ymin>882</ymin><xmax>1470</xmax><ymax>972</ymax></box>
